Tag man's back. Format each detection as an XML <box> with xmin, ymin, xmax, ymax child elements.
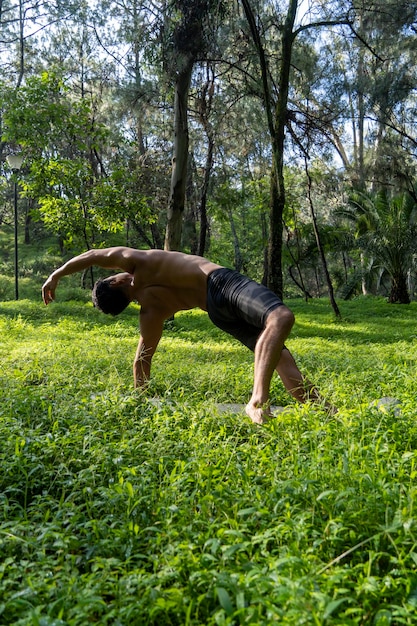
<box><xmin>128</xmin><ymin>248</ymin><xmax>221</xmax><ymax>314</ymax></box>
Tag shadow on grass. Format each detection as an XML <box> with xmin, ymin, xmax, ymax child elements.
<box><xmin>0</xmin><ymin>298</ymin><xmax>139</xmax><ymax>326</ymax></box>
<box><xmin>289</xmin><ymin>297</ymin><xmax>417</xmax><ymax>345</ymax></box>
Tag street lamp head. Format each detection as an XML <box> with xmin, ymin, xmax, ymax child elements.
<box><xmin>6</xmin><ymin>154</ymin><xmax>24</xmax><ymax>171</ymax></box>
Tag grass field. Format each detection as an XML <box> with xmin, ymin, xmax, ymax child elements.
<box><xmin>1</xmin><ymin>261</ymin><xmax>417</xmax><ymax>624</ymax></box>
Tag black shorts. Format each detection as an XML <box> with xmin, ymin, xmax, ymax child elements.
<box><xmin>206</xmin><ymin>268</ymin><xmax>284</xmax><ymax>351</ymax></box>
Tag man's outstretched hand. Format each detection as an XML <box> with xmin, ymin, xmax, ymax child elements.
<box><xmin>42</xmin><ymin>276</ymin><xmax>58</xmax><ymax>305</ymax></box>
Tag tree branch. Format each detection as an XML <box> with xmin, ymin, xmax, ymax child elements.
<box><xmin>240</xmin><ymin>0</ymin><xmax>275</xmax><ymax>138</ymax></box>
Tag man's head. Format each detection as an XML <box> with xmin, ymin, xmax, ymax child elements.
<box><xmin>92</xmin><ymin>273</ymin><xmax>132</xmax><ymax>316</ymax></box>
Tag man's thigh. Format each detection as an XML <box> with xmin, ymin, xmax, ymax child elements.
<box><xmin>207</xmin><ymin>269</ymin><xmax>284</xmax><ymax>350</ymax></box>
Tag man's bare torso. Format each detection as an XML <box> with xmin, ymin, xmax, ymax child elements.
<box><xmin>121</xmin><ymin>248</ymin><xmax>221</xmax><ymax>317</ymax></box>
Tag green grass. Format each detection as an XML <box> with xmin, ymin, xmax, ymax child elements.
<box><xmin>1</xmin><ymin>288</ymin><xmax>417</xmax><ymax>623</ymax></box>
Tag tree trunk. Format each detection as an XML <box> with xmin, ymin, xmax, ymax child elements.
<box><xmin>285</xmin><ymin>224</ymin><xmax>311</xmax><ymax>301</ymax></box>
<box><xmin>360</xmin><ymin>251</ymin><xmax>368</xmax><ymax>295</ymax></box>
<box><xmin>305</xmin><ymin>159</ymin><xmax>341</xmax><ymax>318</ymax></box>
<box><xmin>240</xmin><ymin>0</ymin><xmax>297</xmax><ymax>297</ymax></box>
<box><xmin>197</xmin><ymin>64</ymin><xmax>216</xmax><ymax>257</ymax></box>
<box><xmin>16</xmin><ymin>0</ymin><xmax>25</xmax><ymax>87</ymax></box>
<box><xmin>288</xmin><ymin>265</ymin><xmax>313</xmax><ymax>300</ymax></box>
<box><xmin>356</xmin><ymin>12</ymin><xmax>366</xmax><ymax>190</ymax></box>
<box><xmin>266</xmin><ymin>161</ymin><xmax>284</xmax><ymax>295</ymax></box>
<box><xmin>24</xmin><ymin>200</ymin><xmax>32</xmax><ymax>244</ymax></box>
<box><xmin>266</xmin><ymin>0</ymin><xmax>298</xmax><ymax>297</ymax></box>
<box><xmin>261</xmin><ymin>208</ymin><xmax>268</xmax><ymax>286</ymax></box>
<box><xmin>197</xmin><ymin>132</ymin><xmax>214</xmax><ymax>257</ymax></box>
<box><xmin>227</xmin><ymin>207</ymin><xmax>244</xmax><ymax>272</ymax></box>
<box><xmin>164</xmin><ymin>65</ymin><xmax>192</xmax><ymax>251</ymax></box>
<box><xmin>389</xmin><ymin>271</ymin><xmax>410</xmax><ymax>304</ymax></box>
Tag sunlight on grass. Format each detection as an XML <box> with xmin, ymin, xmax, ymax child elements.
<box><xmin>1</xmin><ymin>297</ymin><xmax>417</xmax><ymax>624</ymax></box>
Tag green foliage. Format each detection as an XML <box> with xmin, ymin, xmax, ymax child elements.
<box><xmin>208</xmin><ymin>179</ymin><xmax>267</xmax><ymax>279</ymax></box>
<box><xmin>2</xmin><ymin>72</ymin><xmax>76</xmax><ymax>153</ymax></box>
<box><xmin>0</xmin><ymin>228</ymin><xmax>65</xmax><ymax>300</ymax></box>
<box><xmin>1</xmin><ymin>295</ymin><xmax>417</xmax><ymax>624</ymax></box>
<box><xmin>1</xmin><ymin>71</ymin><xmax>153</xmax><ymax>248</ymax></box>
<box><xmin>339</xmin><ymin>190</ymin><xmax>417</xmax><ymax>303</ymax></box>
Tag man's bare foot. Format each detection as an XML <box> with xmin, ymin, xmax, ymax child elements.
<box><xmin>245</xmin><ymin>403</ymin><xmax>273</xmax><ymax>425</ymax></box>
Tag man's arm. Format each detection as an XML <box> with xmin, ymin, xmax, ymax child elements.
<box><xmin>133</xmin><ymin>310</ymin><xmax>164</xmax><ymax>388</ymax></box>
<box><xmin>42</xmin><ymin>247</ymin><xmax>136</xmax><ymax>305</ymax></box>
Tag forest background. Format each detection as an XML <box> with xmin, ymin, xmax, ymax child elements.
<box><xmin>1</xmin><ymin>0</ymin><xmax>417</xmax><ymax>307</ymax></box>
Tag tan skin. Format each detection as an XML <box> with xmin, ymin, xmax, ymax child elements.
<box><xmin>42</xmin><ymin>247</ymin><xmax>333</xmax><ymax>424</ymax></box>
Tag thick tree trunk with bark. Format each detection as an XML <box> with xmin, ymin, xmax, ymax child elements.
<box><xmin>265</xmin><ymin>0</ymin><xmax>298</xmax><ymax>297</ymax></box>
<box><xmin>164</xmin><ymin>65</ymin><xmax>192</xmax><ymax>251</ymax></box>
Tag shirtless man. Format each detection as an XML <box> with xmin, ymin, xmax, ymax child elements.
<box><xmin>42</xmin><ymin>246</ymin><xmax>331</xmax><ymax>424</ymax></box>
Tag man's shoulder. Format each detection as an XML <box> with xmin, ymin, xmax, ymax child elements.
<box><xmin>110</xmin><ymin>246</ymin><xmax>152</xmax><ymax>264</ymax></box>
<box><xmin>133</xmin><ymin>248</ymin><xmax>220</xmax><ymax>279</ymax></box>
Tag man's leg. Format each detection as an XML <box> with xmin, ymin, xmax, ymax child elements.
<box><xmin>245</xmin><ymin>306</ymin><xmax>295</xmax><ymax>424</ymax></box>
<box><xmin>245</xmin><ymin>307</ymin><xmax>337</xmax><ymax>424</ymax></box>
<box><xmin>276</xmin><ymin>349</ymin><xmax>337</xmax><ymax>413</ymax></box>
<box><xmin>276</xmin><ymin>348</ymin><xmax>313</xmax><ymax>402</ymax></box>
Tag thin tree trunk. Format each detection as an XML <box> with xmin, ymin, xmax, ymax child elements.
<box><xmin>356</xmin><ymin>13</ymin><xmax>366</xmax><ymax>190</ymax></box>
<box><xmin>305</xmin><ymin>159</ymin><xmax>341</xmax><ymax>318</ymax></box>
<box><xmin>360</xmin><ymin>251</ymin><xmax>368</xmax><ymax>295</ymax></box>
<box><xmin>261</xmin><ymin>209</ymin><xmax>268</xmax><ymax>286</ymax></box>
<box><xmin>197</xmin><ymin>64</ymin><xmax>216</xmax><ymax>257</ymax></box>
<box><xmin>24</xmin><ymin>198</ymin><xmax>33</xmax><ymax>244</ymax></box>
<box><xmin>16</xmin><ymin>0</ymin><xmax>25</xmax><ymax>87</ymax></box>
<box><xmin>227</xmin><ymin>207</ymin><xmax>243</xmax><ymax>272</ymax></box>
<box><xmin>197</xmin><ymin>134</ymin><xmax>214</xmax><ymax>257</ymax></box>
<box><xmin>285</xmin><ymin>226</ymin><xmax>311</xmax><ymax>301</ymax></box>
<box><xmin>288</xmin><ymin>265</ymin><xmax>313</xmax><ymax>300</ymax></box>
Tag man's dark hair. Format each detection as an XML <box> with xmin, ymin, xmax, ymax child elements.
<box><xmin>92</xmin><ymin>278</ymin><xmax>130</xmax><ymax>316</ymax></box>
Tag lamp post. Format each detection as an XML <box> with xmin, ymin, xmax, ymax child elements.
<box><xmin>6</xmin><ymin>154</ymin><xmax>24</xmax><ymax>300</ymax></box>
